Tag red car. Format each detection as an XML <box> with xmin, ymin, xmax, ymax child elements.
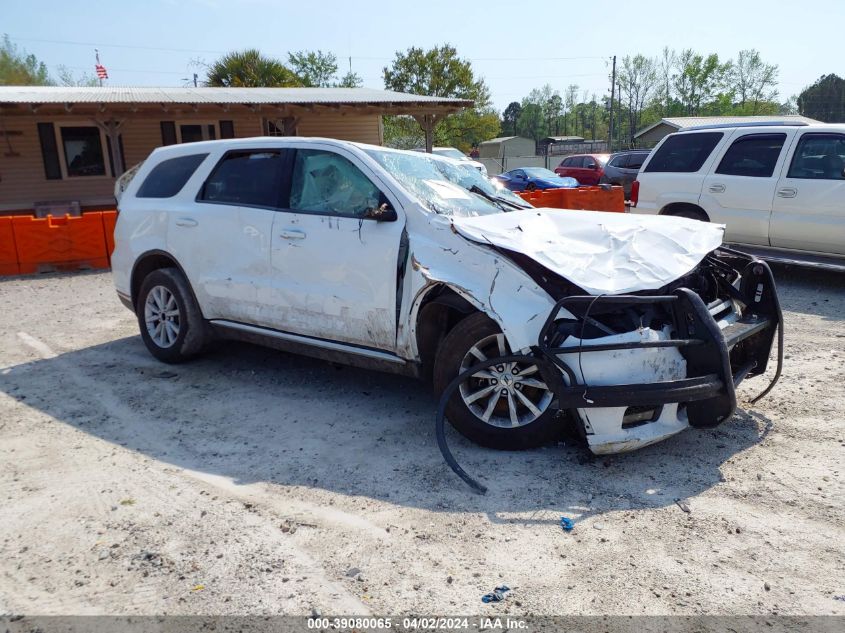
<box><xmin>554</xmin><ymin>153</ymin><xmax>611</xmax><ymax>185</ymax></box>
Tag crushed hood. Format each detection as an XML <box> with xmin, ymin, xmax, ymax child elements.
<box><xmin>451</xmin><ymin>208</ymin><xmax>725</xmax><ymax>295</ymax></box>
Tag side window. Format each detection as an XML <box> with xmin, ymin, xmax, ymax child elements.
<box><xmin>137</xmin><ymin>154</ymin><xmax>208</xmax><ymax>198</ymax></box>
<box><xmin>583</xmin><ymin>156</ymin><xmax>597</xmax><ymax>169</ymax></box>
<box><xmin>627</xmin><ymin>154</ymin><xmax>647</xmax><ymax>170</ymax></box>
<box><xmin>786</xmin><ymin>133</ymin><xmax>845</xmax><ymax>180</ymax></box>
<box><xmin>715</xmin><ymin>133</ymin><xmax>786</xmax><ymax>178</ymax></box>
<box><xmin>644</xmin><ymin>132</ymin><xmax>724</xmax><ymax>173</ymax></box>
<box><xmin>609</xmin><ymin>155</ymin><xmax>627</xmax><ymax>168</ymax></box>
<box><xmin>289</xmin><ymin>149</ymin><xmax>381</xmax><ymax>217</ymax></box>
<box><xmin>513</xmin><ymin>169</ymin><xmax>526</xmax><ymax>178</ymax></box>
<box><xmin>198</xmin><ymin>150</ymin><xmax>284</xmax><ymax>208</ymax></box>
<box><xmin>559</xmin><ymin>158</ymin><xmax>572</xmax><ymax>168</ymax></box>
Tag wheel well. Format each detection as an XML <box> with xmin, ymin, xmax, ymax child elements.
<box><xmin>415</xmin><ymin>285</ymin><xmax>479</xmax><ymax>381</ymax></box>
<box><xmin>130</xmin><ymin>252</ymin><xmax>179</xmax><ymax>309</ymax></box>
<box><xmin>660</xmin><ymin>202</ymin><xmax>709</xmax><ymax>221</ymax></box>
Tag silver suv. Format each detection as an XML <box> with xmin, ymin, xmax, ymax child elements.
<box><xmin>632</xmin><ymin>122</ymin><xmax>845</xmax><ymax>269</ymax></box>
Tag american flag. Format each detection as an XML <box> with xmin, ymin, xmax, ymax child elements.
<box><xmin>95</xmin><ymin>64</ymin><xmax>108</xmax><ymax>79</ymax></box>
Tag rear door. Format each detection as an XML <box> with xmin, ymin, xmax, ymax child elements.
<box><xmin>263</xmin><ymin>144</ymin><xmax>406</xmax><ymax>351</ymax></box>
<box><xmin>171</xmin><ymin>148</ymin><xmax>284</xmax><ymax>323</ymax></box>
<box><xmin>636</xmin><ymin>131</ymin><xmax>727</xmax><ymax>216</ymax></box>
<box><xmin>700</xmin><ymin>131</ymin><xmax>794</xmax><ymax>245</ymax></box>
<box><xmin>770</xmin><ymin>131</ymin><xmax>845</xmax><ymax>255</ymax></box>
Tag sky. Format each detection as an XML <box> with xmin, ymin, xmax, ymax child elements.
<box><xmin>4</xmin><ymin>0</ymin><xmax>843</xmax><ymax>112</ymax></box>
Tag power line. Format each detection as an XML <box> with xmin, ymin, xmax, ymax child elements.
<box><xmin>8</xmin><ymin>36</ymin><xmax>226</xmax><ymax>55</ymax></box>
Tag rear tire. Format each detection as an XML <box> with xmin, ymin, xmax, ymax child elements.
<box><xmin>136</xmin><ymin>268</ymin><xmax>208</xmax><ymax>363</ymax></box>
<box><xmin>433</xmin><ymin>313</ymin><xmax>560</xmax><ymax>450</ymax></box>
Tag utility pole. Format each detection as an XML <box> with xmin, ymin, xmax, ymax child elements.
<box><xmin>193</xmin><ymin>73</ymin><xmax>198</xmax><ymax>87</ymax></box>
<box><xmin>608</xmin><ymin>55</ymin><xmax>616</xmax><ymax>153</ymax></box>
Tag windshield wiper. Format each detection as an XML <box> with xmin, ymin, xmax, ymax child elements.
<box><xmin>469</xmin><ymin>185</ymin><xmax>526</xmax><ymax>211</ymax></box>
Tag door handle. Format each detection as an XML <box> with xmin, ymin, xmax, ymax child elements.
<box><xmin>776</xmin><ymin>187</ymin><xmax>797</xmax><ymax>198</ymax></box>
<box><xmin>279</xmin><ymin>229</ymin><xmax>306</xmax><ymax>240</ymax></box>
<box><xmin>174</xmin><ymin>217</ymin><xmax>198</xmax><ymax>227</ymax></box>
<box><xmin>708</xmin><ymin>184</ymin><xmax>726</xmax><ymax>193</ymax></box>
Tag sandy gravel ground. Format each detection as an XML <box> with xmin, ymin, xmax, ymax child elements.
<box><xmin>0</xmin><ymin>268</ymin><xmax>843</xmax><ymax>617</ymax></box>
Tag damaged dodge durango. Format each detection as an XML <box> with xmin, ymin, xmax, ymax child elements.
<box><xmin>112</xmin><ymin>137</ymin><xmax>783</xmax><ymax>455</ymax></box>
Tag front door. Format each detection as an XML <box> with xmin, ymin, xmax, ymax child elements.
<box><xmin>770</xmin><ymin>132</ymin><xmax>845</xmax><ymax>255</ymax></box>
<box><xmin>699</xmin><ymin>132</ymin><xmax>792</xmax><ymax>245</ymax></box>
<box><xmin>264</xmin><ymin>146</ymin><xmax>405</xmax><ymax>351</ymax></box>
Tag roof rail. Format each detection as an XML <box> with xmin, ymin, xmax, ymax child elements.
<box><xmin>682</xmin><ymin>121</ymin><xmax>810</xmax><ymax>132</ymax></box>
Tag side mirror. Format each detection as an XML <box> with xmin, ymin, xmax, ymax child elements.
<box><xmin>363</xmin><ymin>203</ymin><xmax>397</xmax><ymax>222</ymax></box>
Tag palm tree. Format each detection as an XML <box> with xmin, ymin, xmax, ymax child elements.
<box><xmin>205</xmin><ymin>49</ymin><xmax>303</xmax><ymax>87</ymax></box>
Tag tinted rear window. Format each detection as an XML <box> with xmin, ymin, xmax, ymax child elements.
<box><xmin>136</xmin><ymin>153</ymin><xmax>208</xmax><ymax>198</ymax></box>
<box><xmin>644</xmin><ymin>133</ymin><xmax>723</xmax><ymax>173</ymax></box>
<box><xmin>198</xmin><ymin>150</ymin><xmax>284</xmax><ymax>208</ymax></box>
<box><xmin>627</xmin><ymin>154</ymin><xmax>648</xmax><ymax>170</ymax></box>
<box><xmin>716</xmin><ymin>133</ymin><xmax>786</xmax><ymax>177</ymax></box>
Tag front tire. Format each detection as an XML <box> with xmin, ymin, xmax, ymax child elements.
<box><xmin>136</xmin><ymin>268</ymin><xmax>208</xmax><ymax>363</ymax></box>
<box><xmin>433</xmin><ymin>313</ymin><xmax>560</xmax><ymax>450</ymax></box>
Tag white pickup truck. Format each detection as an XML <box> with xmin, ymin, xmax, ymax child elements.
<box><xmin>631</xmin><ymin>122</ymin><xmax>845</xmax><ymax>270</ymax></box>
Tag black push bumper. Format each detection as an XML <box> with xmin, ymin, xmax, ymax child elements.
<box><xmin>534</xmin><ymin>254</ymin><xmax>783</xmax><ymax>428</ymax></box>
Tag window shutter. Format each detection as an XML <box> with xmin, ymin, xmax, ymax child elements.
<box><xmin>37</xmin><ymin>122</ymin><xmax>62</xmax><ymax>180</ymax></box>
<box><xmin>160</xmin><ymin>121</ymin><xmax>177</xmax><ymax>146</ymax></box>
<box><xmin>219</xmin><ymin>120</ymin><xmax>235</xmax><ymax>139</ymax></box>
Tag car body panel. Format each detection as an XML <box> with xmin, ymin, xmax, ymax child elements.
<box><xmin>602</xmin><ymin>150</ymin><xmax>650</xmax><ymax>197</ymax></box>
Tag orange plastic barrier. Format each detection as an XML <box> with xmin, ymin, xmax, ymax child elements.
<box><xmin>101</xmin><ymin>210</ymin><xmax>118</xmax><ymax>260</ymax></box>
<box><xmin>13</xmin><ymin>213</ymin><xmax>109</xmax><ymax>274</ymax></box>
<box><xmin>517</xmin><ymin>186</ymin><xmax>625</xmax><ymax>213</ymax></box>
<box><xmin>0</xmin><ymin>217</ymin><xmax>20</xmax><ymax>275</ymax></box>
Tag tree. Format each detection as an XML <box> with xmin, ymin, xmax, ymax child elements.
<box><xmin>0</xmin><ymin>35</ymin><xmax>50</xmax><ymax>85</ymax></box>
<box><xmin>798</xmin><ymin>74</ymin><xmax>845</xmax><ymax>122</ymax></box>
<box><xmin>55</xmin><ymin>65</ymin><xmax>99</xmax><ymax>87</ymax></box>
<box><xmin>288</xmin><ymin>50</ymin><xmax>338</xmax><ymax>87</ymax></box>
<box><xmin>383</xmin><ymin>44</ymin><xmax>487</xmax><ymax>151</ymax></box>
<box><xmin>564</xmin><ymin>84</ymin><xmax>579</xmax><ymax>135</ymax></box>
<box><xmin>732</xmin><ymin>49</ymin><xmax>779</xmax><ymax>114</ymax></box>
<box><xmin>618</xmin><ymin>54</ymin><xmax>659</xmax><ymax>145</ymax></box>
<box><xmin>336</xmin><ymin>70</ymin><xmax>363</xmax><ymax>88</ymax></box>
<box><xmin>673</xmin><ymin>50</ymin><xmax>731</xmax><ymax>115</ymax></box>
<box><xmin>206</xmin><ymin>49</ymin><xmax>302</xmax><ymax>87</ymax></box>
<box><xmin>502</xmin><ymin>102</ymin><xmax>522</xmax><ymax>136</ymax></box>
<box><xmin>657</xmin><ymin>47</ymin><xmax>676</xmax><ymax>116</ymax></box>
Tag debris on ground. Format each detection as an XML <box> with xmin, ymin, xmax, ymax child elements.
<box><xmin>481</xmin><ymin>585</ymin><xmax>511</xmax><ymax>603</ymax></box>
<box><xmin>560</xmin><ymin>516</ymin><xmax>575</xmax><ymax>532</ymax></box>
<box><xmin>674</xmin><ymin>499</ymin><xmax>691</xmax><ymax>513</ymax></box>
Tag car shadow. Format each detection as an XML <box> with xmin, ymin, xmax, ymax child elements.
<box><xmin>0</xmin><ymin>335</ymin><xmax>773</xmax><ymax>523</ymax></box>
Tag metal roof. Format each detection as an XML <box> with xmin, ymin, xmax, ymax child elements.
<box><xmin>479</xmin><ymin>136</ymin><xmax>531</xmax><ymax>144</ymax></box>
<box><xmin>634</xmin><ymin>115</ymin><xmax>821</xmax><ymax>138</ymax></box>
<box><xmin>0</xmin><ymin>86</ymin><xmax>472</xmax><ymax>107</ymax></box>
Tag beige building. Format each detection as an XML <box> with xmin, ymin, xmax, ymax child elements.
<box><xmin>0</xmin><ymin>86</ymin><xmax>470</xmax><ymax>214</ymax></box>
<box><xmin>633</xmin><ymin>115</ymin><xmax>821</xmax><ymax>147</ymax></box>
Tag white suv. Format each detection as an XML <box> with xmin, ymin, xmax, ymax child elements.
<box><xmin>632</xmin><ymin>122</ymin><xmax>845</xmax><ymax>268</ymax></box>
<box><xmin>112</xmin><ymin>137</ymin><xmax>782</xmax><ymax>455</ymax></box>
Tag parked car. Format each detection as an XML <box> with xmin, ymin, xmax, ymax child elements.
<box><xmin>412</xmin><ymin>146</ymin><xmax>488</xmax><ymax>177</ymax></box>
<box><xmin>631</xmin><ymin>122</ymin><xmax>845</xmax><ymax>268</ymax></box>
<box><xmin>493</xmin><ymin>167</ymin><xmax>579</xmax><ymax>192</ymax></box>
<box><xmin>600</xmin><ymin>150</ymin><xmax>651</xmax><ymax>198</ymax></box>
<box><xmin>554</xmin><ymin>153</ymin><xmax>611</xmax><ymax>185</ymax></box>
<box><xmin>112</xmin><ymin>138</ymin><xmax>781</xmax><ymax>455</ymax></box>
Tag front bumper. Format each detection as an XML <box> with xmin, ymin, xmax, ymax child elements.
<box><xmin>533</xmin><ymin>253</ymin><xmax>782</xmax><ymax>453</ymax></box>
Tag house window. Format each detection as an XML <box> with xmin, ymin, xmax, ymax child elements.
<box><xmin>60</xmin><ymin>126</ymin><xmax>106</xmax><ymax>177</ymax></box>
<box><xmin>177</xmin><ymin>122</ymin><xmax>217</xmax><ymax>143</ymax></box>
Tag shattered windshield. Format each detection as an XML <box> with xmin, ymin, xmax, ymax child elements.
<box><xmin>365</xmin><ymin>148</ymin><xmax>529</xmax><ymax>217</ymax></box>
